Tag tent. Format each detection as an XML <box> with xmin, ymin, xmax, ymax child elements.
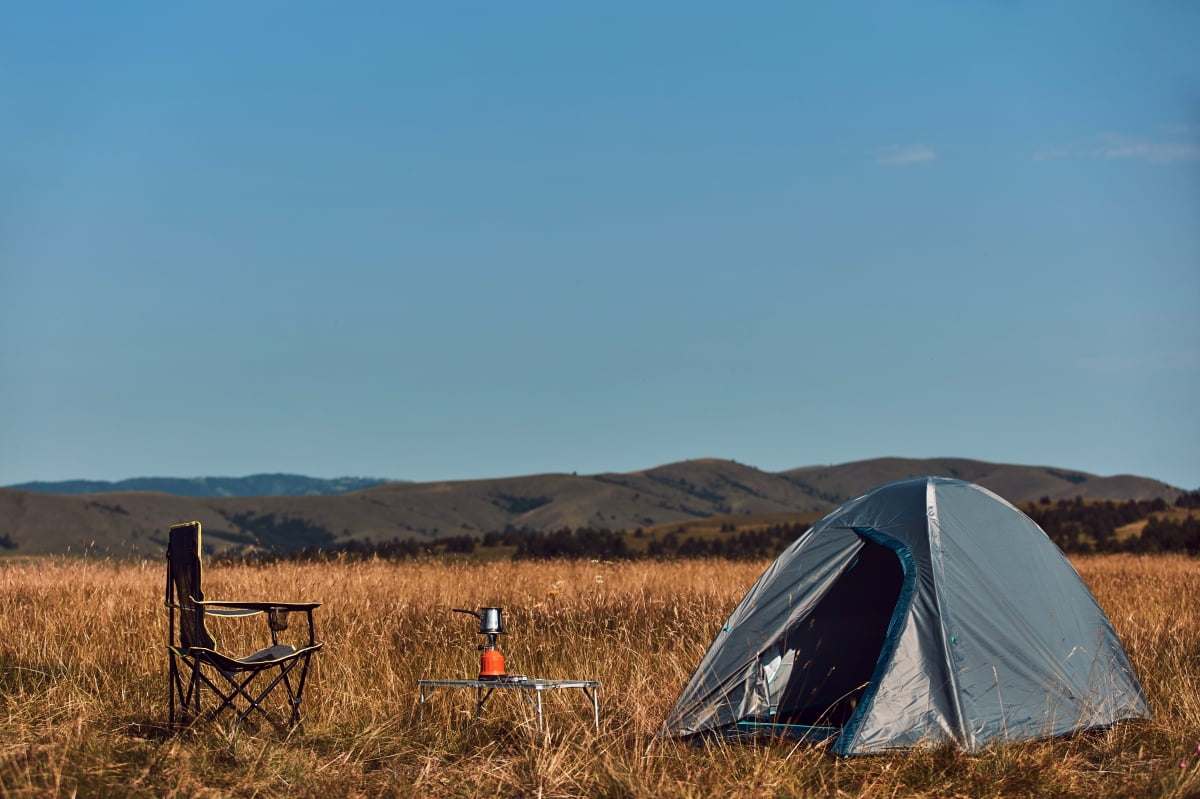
<box><xmin>661</xmin><ymin>476</ymin><xmax>1150</xmax><ymax>755</ymax></box>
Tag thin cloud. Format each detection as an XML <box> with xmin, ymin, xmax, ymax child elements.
<box><xmin>1092</xmin><ymin>133</ymin><xmax>1200</xmax><ymax>164</ymax></box>
<box><xmin>1160</xmin><ymin>122</ymin><xmax>1200</xmax><ymax>136</ymax></box>
<box><xmin>875</xmin><ymin>144</ymin><xmax>936</xmax><ymax>167</ymax></box>
<box><xmin>1035</xmin><ymin>129</ymin><xmax>1200</xmax><ymax>164</ymax></box>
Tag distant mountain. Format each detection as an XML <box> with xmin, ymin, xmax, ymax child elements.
<box><xmin>0</xmin><ymin>457</ymin><xmax>1181</xmax><ymax>558</ymax></box>
<box><xmin>7</xmin><ymin>473</ymin><xmax>388</xmax><ymax>498</ymax></box>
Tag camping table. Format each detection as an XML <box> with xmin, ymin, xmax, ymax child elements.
<box><xmin>417</xmin><ymin>678</ymin><xmax>600</xmax><ymax>731</ymax></box>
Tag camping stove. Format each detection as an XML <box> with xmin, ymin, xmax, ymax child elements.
<box><xmin>453</xmin><ymin>607</ymin><xmax>522</xmax><ymax>680</ymax></box>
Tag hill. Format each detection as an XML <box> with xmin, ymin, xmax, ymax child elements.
<box><xmin>783</xmin><ymin>457</ymin><xmax>1177</xmax><ymax>503</ymax></box>
<box><xmin>6</xmin><ymin>473</ymin><xmax>387</xmax><ymax>497</ymax></box>
<box><xmin>0</xmin><ymin>457</ymin><xmax>1181</xmax><ymax>558</ymax></box>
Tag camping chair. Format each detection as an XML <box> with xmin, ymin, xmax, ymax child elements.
<box><xmin>165</xmin><ymin>521</ymin><xmax>322</xmax><ymax>728</ymax></box>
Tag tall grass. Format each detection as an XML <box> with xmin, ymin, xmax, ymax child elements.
<box><xmin>0</xmin><ymin>554</ymin><xmax>1197</xmax><ymax>798</ymax></box>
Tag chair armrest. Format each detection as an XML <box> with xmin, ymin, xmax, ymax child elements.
<box><xmin>204</xmin><ymin>606</ymin><xmax>263</xmax><ymax>617</ymax></box>
<box><xmin>195</xmin><ymin>600</ymin><xmax>321</xmax><ymax>611</ymax></box>
<box><xmin>194</xmin><ymin>600</ymin><xmax>321</xmax><ymax>645</ymax></box>
<box><xmin>165</xmin><ymin>601</ymin><xmax>261</xmax><ymax>618</ymax></box>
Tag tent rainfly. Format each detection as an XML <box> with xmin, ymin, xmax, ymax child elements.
<box><xmin>661</xmin><ymin>476</ymin><xmax>1150</xmax><ymax>755</ymax></box>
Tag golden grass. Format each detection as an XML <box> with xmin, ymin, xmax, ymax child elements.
<box><xmin>1</xmin><ymin>554</ymin><xmax>1198</xmax><ymax>798</ymax></box>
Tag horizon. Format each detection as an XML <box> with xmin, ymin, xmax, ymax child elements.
<box><xmin>4</xmin><ymin>453</ymin><xmax>1194</xmax><ymax>491</ymax></box>
<box><xmin>3</xmin><ymin>3</ymin><xmax>1198</xmax><ymax>491</ymax></box>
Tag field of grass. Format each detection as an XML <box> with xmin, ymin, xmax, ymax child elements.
<box><xmin>1</xmin><ymin>554</ymin><xmax>1198</xmax><ymax>798</ymax></box>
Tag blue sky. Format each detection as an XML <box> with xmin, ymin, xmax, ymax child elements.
<box><xmin>3</xmin><ymin>2</ymin><xmax>1198</xmax><ymax>489</ymax></box>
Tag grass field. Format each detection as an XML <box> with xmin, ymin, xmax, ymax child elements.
<box><xmin>1</xmin><ymin>554</ymin><xmax>1198</xmax><ymax>798</ymax></box>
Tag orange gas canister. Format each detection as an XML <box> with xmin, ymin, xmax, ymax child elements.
<box><xmin>479</xmin><ymin>647</ymin><xmax>506</xmax><ymax>678</ymax></box>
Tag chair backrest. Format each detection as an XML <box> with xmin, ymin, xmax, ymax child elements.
<box><xmin>166</xmin><ymin>521</ymin><xmax>216</xmax><ymax>651</ymax></box>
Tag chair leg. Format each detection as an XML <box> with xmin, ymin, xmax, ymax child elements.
<box><xmin>192</xmin><ymin>668</ymin><xmax>258</xmax><ymax>724</ymax></box>
<box><xmin>235</xmin><ymin>660</ymin><xmax>305</xmax><ymax>725</ymax></box>
<box><xmin>194</xmin><ymin>660</ymin><xmax>305</xmax><ymax>727</ymax></box>
<box><xmin>168</xmin><ymin>652</ymin><xmax>201</xmax><ymax>728</ymax></box>
<box><xmin>235</xmin><ymin>672</ymin><xmax>274</xmax><ymax>725</ymax></box>
<box><xmin>186</xmin><ymin>661</ymin><xmax>202</xmax><ymax>725</ymax></box>
<box><xmin>176</xmin><ymin>655</ymin><xmax>316</xmax><ymax>729</ymax></box>
<box><xmin>280</xmin><ymin>662</ymin><xmax>298</xmax><ymax>724</ymax></box>
<box><xmin>281</xmin><ymin>653</ymin><xmax>314</xmax><ymax>727</ymax></box>
<box><xmin>168</xmin><ymin>653</ymin><xmax>177</xmax><ymax>727</ymax></box>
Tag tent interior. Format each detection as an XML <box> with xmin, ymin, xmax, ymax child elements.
<box><xmin>745</xmin><ymin>534</ymin><xmax>906</xmax><ymax>735</ymax></box>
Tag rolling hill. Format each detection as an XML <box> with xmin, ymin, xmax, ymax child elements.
<box><xmin>6</xmin><ymin>473</ymin><xmax>387</xmax><ymax>497</ymax></box>
<box><xmin>0</xmin><ymin>457</ymin><xmax>1182</xmax><ymax>558</ymax></box>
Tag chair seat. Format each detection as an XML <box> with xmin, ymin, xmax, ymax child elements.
<box><xmin>241</xmin><ymin>643</ymin><xmax>303</xmax><ymax>664</ymax></box>
<box><xmin>169</xmin><ymin>642</ymin><xmax>323</xmax><ymax>673</ymax></box>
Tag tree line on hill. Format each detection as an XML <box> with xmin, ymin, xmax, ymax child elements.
<box><xmin>212</xmin><ymin>521</ymin><xmax>813</xmax><ymax>565</ymax></box>
<box><xmin>1022</xmin><ymin>491</ymin><xmax>1200</xmax><ymax>555</ymax></box>
<box><xmin>205</xmin><ymin>492</ymin><xmax>1200</xmax><ymax>566</ymax></box>
<box><xmin>500</xmin><ymin>521</ymin><xmax>811</xmax><ymax>560</ymax></box>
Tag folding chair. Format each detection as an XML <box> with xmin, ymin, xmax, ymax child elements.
<box><xmin>165</xmin><ymin>521</ymin><xmax>322</xmax><ymax>728</ymax></box>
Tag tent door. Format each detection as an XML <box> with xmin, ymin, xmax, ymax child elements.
<box><xmin>770</xmin><ymin>533</ymin><xmax>906</xmax><ymax>728</ymax></box>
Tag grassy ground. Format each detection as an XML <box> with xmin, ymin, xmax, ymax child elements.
<box><xmin>0</xmin><ymin>554</ymin><xmax>1197</xmax><ymax>798</ymax></box>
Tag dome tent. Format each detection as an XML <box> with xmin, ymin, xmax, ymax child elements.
<box><xmin>661</xmin><ymin>476</ymin><xmax>1150</xmax><ymax>755</ymax></box>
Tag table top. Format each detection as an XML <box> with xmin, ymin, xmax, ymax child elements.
<box><xmin>418</xmin><ymin>678</ymin><xmax>599</xmax><ymax>690</ymax></box>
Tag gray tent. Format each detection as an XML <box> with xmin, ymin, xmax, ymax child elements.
<box><xmin>662</xmin><ymin>476</ymin><xmax>1150</xmax><ymax>755</ymax></box>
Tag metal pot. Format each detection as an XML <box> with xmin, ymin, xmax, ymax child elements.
<box><xmin>453</xmin><ymin>606</ymin><xmax>507</xmax><ymax>635</ymax></box>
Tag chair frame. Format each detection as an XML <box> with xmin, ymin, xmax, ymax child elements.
<box><xmin>165</xmin><ymin>521</ymin><xmax>322</xmax><ymax>728</ymax></box>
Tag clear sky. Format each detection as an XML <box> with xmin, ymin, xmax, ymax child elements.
<box><xmin>3</xmin><ymin>2</ymin><xmax>1198</xmax><ymax>490</ymax></box>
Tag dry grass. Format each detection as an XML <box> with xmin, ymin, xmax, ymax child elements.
<box><xmin>1</xmin><ymin>554</ymin><xmax>1198</xmax><ymax>798</ymax></box>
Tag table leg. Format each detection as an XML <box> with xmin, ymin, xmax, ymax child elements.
<box><xmin>589</xmin><ymin>686</ymin><xmax>600</xmax><ymax>731</ymax></box>
<box><xmin>475</xmin><ymin>685</ymin><xmax>495</xmax><ymax>719</ymax></box>
<box><xmin>418</xmin><ymin>684</ymin><xmax>431</xmax><ymax>721</ymax></box>
<box><xmin>535</xmin><ymin>689</ymin><xmax>544</xmax><ymax>731</ymax></box>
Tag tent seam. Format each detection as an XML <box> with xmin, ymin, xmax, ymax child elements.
<box><xmin>928</xmin><ymin>478</ymin><xmax>970</xmax><ymax>748</ymax></box>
